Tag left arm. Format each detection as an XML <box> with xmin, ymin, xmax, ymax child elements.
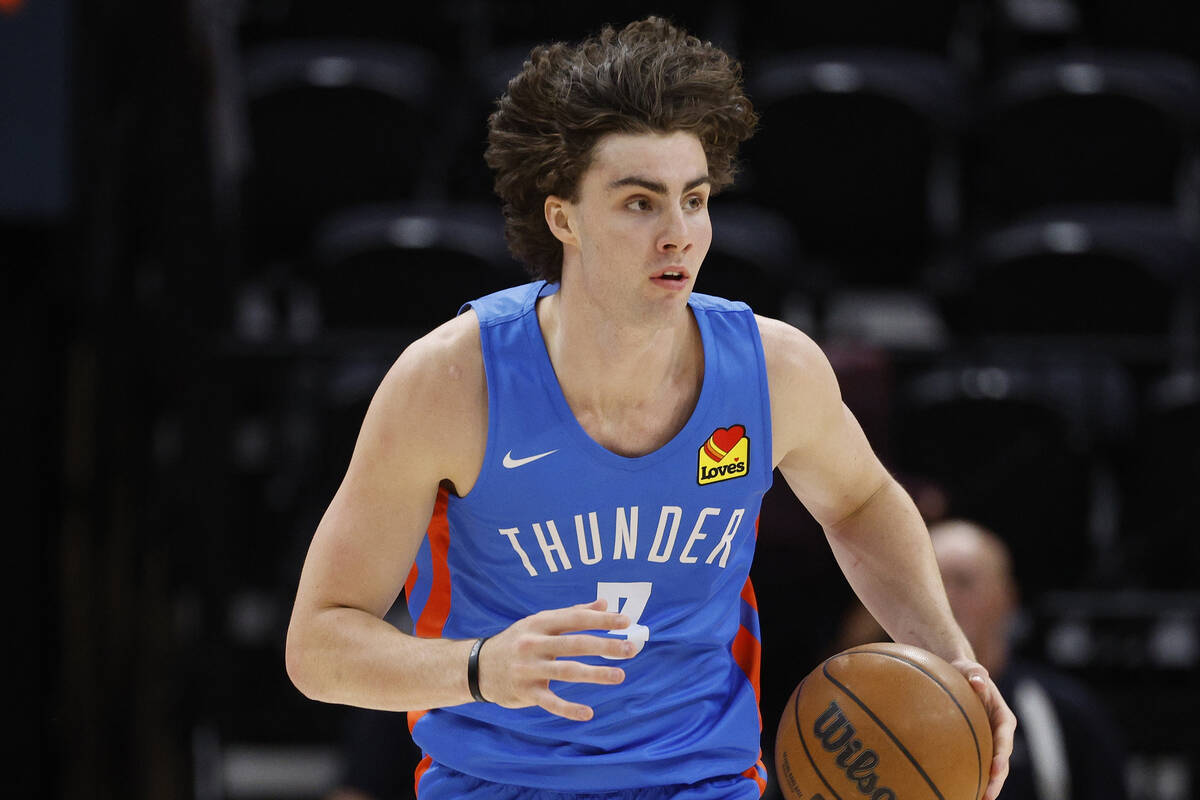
<box><xmin>759</xmin><ymin>316</ymin><xmax>1014</xmax><ymax>800</ymax></box>
<box><xmin>824</xmin><ymin>477</ymin><xmax>972</xmax><ymax>660</ymax></box>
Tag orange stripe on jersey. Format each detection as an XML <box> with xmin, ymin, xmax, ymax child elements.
<box><xmin>404</xmin><ymin>561</ymin><xmax>418</xmax><ymax>603</ymax></box>
<box><xmin>414</xmin><ymin>486</ymin><xmax>453</xmax><ymax>638</ymax></box>
<box><xmin>731</xmin><ymin>624</ymin><xmax>759</xmax><ymax>679</ymax></box>
<box><xmin>409</xmin><ymin>488</ymin><xmax>452</xmax><ymax>789</ymax></box>
<box><xmin>731</xmin><ymin>624</ymin><xmax>762</xmax><ymax>724</ymax></box>
<box><xmin>413</xmin><ymin>753</ymin><xmax>433</xmax><ymax>797</ymax></box>
<box><xmin>733</xmin><ymin>576</ymin><xmax>763</xmax><ymax>731</ymax></box>
<box><xmin>740</xmin><ymin>576</ymin><xmax>759</xmax><ymax>611</ymax></box>
<box><xmin>741</xmin><ymin>754</ymin><xmax>768</xmax><ymax>794</ymax></box>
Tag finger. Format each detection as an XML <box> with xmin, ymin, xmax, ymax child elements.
<box><xmin>543</xmin><ymin>659</ymin><xmax>626</xmax><ymax>685</ymax></box>
<box><xmin>984</xmin><ymin>755</ymin><xmax>1010</xmax><ymax>800</ymax></box>
<box><xmin>967</xmin><ymin>675</ymin><xmax>1015</xmax><ymax>800</ymax></box>
<box><xmin>986</xmin><ymin>703</ymin><xmax>1016</xmax><ymax>792</ymax></box>
<box><xmin>539</xmin><ymin>607</ymin><xmax>631</xmax><ymax>635</ymax></box>
<box><xmin>985</xmin><ymin>762</ymin><xmax>1009</xmax><ymax>800</ymax></box>
<box><xmin>534</xmin><ymin>688</ymin><xmax>594</xmax><ymax>722</ymax></box>
<box><xmin>972</xmin><ymin>675</ymin><xmax>1017</xmax><ymax>756</ymax></box>
<box><xmin>548</xmin><ymin>634</ymin><xmax>638</xmax><ymax>660</ymax></box>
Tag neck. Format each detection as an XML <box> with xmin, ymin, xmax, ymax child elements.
<box><xmin>538</xmin><ymin>286</ymin><xmax>698</xmax><ymax>414</ymax></box>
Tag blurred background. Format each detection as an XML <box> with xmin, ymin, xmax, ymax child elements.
<box><xmin>6</xmin><ymin>0</ymin><xmax>1198</xmax><ymax>797</ymax></box>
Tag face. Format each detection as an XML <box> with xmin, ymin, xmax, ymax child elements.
<box><xmin>931</xmin><ymin>524</ymin><xmax>1016</xmax><ymax>650</ymax></box>
<box><xmin>547</xmin><ymin>130</ymin><xmax>713</xmax><ymax>322</ymax></box>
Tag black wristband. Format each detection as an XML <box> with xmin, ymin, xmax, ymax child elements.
<box><xmin>468</xmin><ymin>636</ymin><xmax>490</xmax><ymax>703</ymax></box>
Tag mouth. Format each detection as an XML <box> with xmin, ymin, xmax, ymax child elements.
<box><xmin>650</xmin><ymin>267</ymin><xmax>690</xmax><ymax>283</ymax></box>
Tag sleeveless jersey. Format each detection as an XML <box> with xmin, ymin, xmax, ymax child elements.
<box><xmin>404</xmin><ymin>281</ymin><xmax>774</xmax><ymax>791</ymax></box>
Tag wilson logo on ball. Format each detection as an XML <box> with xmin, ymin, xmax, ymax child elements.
<box><xmin>698</xmin><ymin>424</ymin><xmax>749</xmax><ymax>485</ymax></box>
<box><xmin>814</xmin><ymin>701</ymin><xmax>896</xmax><ymax>800</ymax></box>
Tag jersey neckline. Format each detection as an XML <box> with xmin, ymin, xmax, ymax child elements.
<box><xmin>519</xmin><ymin>280</ymin><xmax>718</xmax><ymax>471</ymax></box>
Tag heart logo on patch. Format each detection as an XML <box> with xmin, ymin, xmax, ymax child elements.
<box><xmin>711</xmin><ymin>425</ymin><xmax>745</xmax><ymax>453</ymax></box>
<box><xmin>702</xmin><ymin>425</ymin><xmax>746</xmax><ymax>462</ymax></box>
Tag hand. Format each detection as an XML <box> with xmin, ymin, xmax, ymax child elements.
<box><xmin>477</xmin><ymin>598</ymin><xmax>634</xmax><ymax>721</ymax></box>
<box><xmin>952</xmin><ymin>659</ymin><xmax>1017</xmax><ymax>800</ymax></box>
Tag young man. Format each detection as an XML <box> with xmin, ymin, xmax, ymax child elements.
<box><xmin>285</xmin><ymin>17</ymin><xmax>1015</xmax><ymax>799</ymax></box>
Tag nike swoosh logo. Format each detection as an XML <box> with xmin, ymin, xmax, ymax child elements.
<box><xmin>502</xmin><ymin>449</ymin><xmax>559</xmax><ymax>469</ymax></box>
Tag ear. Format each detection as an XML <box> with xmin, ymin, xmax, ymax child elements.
<box><xmin>544</xmin><ymin>195</ymin><xmax>578</xmax><ymax>248</ymax></box>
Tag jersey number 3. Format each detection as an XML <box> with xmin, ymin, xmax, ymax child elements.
<box><xmin>596</xmin><ymin>581</ymin><xmax>651</xmax><ymax>658</ymax></box>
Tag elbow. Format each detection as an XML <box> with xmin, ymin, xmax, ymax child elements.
<box><xmin>826</xmin><ymin>475</ymin><xmax>893</xmax><ymax>536</ymax></box>
<box><xmin>284</xmin><ymin>621</ymin><xmax>321</xmax><ymax>701</ymax></box>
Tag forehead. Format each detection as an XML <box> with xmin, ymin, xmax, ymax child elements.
<box><xmin>583</xmin><ymin>131</ymin><xmax>708</xmax><ymax>188</ymax></box>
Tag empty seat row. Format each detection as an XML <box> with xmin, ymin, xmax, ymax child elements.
<box><xmin>225</xmin><ymin>201</ymin><xmax>1200</xmax><ymax>373</ymax></box>
<box><xmin>232</xmin><ymin>0</ymin><xmax>1200</xmax><ymax>72</ymax></box>
<box><xmin>228</xmin><ymin>40</ymin><xmax>1200</xmax><ymax>283</ymax></box>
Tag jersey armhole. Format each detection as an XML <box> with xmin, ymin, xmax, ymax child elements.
<box><xmin>747</xmin><ymin>311</ymin><xmax>774</xmax><ymax>490</ymax></box>
<box><xmin>451</xmin><ymin>314</ymin><xmax>498</xmax><ymax>502</ymax></box>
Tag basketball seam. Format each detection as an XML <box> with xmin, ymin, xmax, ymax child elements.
<box><xmin>794</xmin><ymin>676</ymin><xmax>847</xmax><ymax>800</ymax></box>
<box><xmin>822</xmin><ymin>660</ymin><xmax>946</xmax><ymax>800</ymax></box>
<box><xmin>854</xmin><ymin>652</ymin><xmax>984</xmax><ymax>800</ymax></box>
<box><xmin>827</xmin><ymin>650</ymin><xmax>985</xmax><ymax>800</ymax></box>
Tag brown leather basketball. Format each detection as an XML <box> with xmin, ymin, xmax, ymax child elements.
<box><xmin>775</xmin><ymin>642</ymin><xmax>993</xmax><ymax>800</ymax></box>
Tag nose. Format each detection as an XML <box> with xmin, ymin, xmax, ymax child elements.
<box><xmin>657</xmin><ymin>204</ymin><xmax>692</xmax><ymax>254</ymax></box>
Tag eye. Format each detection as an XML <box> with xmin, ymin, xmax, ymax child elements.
<box><xmin>684</xmin><ymin>194</ymin><xmax>707</xmax><ymax>210</ymax></box>
<box><xmin>626</xmin><ymin>197</ymin><xmax>651</xmax><ymax>212</ymax></box>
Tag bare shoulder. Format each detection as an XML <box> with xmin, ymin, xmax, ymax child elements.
<box><xmin>365</xmin><ymin>310</ymin><xmax>486</xmax><ymax>490</ymax></box>
<box><xmin>382</xmin><ymin>310</ymin><xmax>484</xmax><ymax>403</ymax></box>
<box><xmin>755</xmin><ymin>315</ymin><xmax>841</xmax><ymax>411</ymax></box>
<box><xmin>754</xmin><ymin>315</ymin><xmax>843</xmax><ymax>466</ymax></box>
<box><xmin>755</xmin><ymin>315</ymin><xmax>836</xmax><ymax>382</ymax></box>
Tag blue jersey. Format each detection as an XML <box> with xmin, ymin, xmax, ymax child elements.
<box><xmin>405</xmin><ymin>281</ymin><xmax>773</xmax><ymax>791</ymax></box>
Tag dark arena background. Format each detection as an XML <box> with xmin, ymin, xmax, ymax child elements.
<box><xmin>8</xmin><ymin>0</ymin><xmax>1199</xmax><ymax>798</ymax></box>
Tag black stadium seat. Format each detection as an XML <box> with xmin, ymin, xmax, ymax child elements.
<box><xmin>741</xmin><ymin>49</ymin><xmax>968</xmax><ymax>289</ymax></box>
<box><xmin>962</xmin><ymin>50</ymin><xmax>1200</xmax><ymax>229</ymax></box>
<box><xmin>1078</xmin><ymin>0</ymin><xmax>1200</xmax><ymax>68</ymax></box>
<box><xmin>929</xmin><ymin>205</ymin><xmax>1199</xmax><ymax>357</ymax></box>
<box><xmin>480</xmin><ymin>0</ymin><xmax>726</xmax><ymax>53</ymax></box>
<box><xmin>239</xmin><ymin>41</ymin><xmax>446</xmax><ymax>265</ymax></box>
<box><xmin>440</xmin><ymin>44</ymin><xmax>529</xmax><ymax>205</ymax></box>
<box><xmin>1121</xmin><ymin>371</ymin><xmax>1200</xmax><ymax>589</ymax></box>
<box><xmin>734</xmin><ymin>0</ymin><xmax>968</xmax><ymax>60</ymax></box>
<box><xmin>236</xmin><ymin>0</ymin><xmax>473</xmax><ymax>65</ymax></box>
<box><xmin>309</xmin><ymin>204</ymin><xmax>527</xmax><ymax>335</ymax></box>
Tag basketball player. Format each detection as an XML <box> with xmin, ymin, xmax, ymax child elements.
<box><xmin>285</xmin><ymin>17</ymin><xmax>1015</xmax><ymax>800</ymax></box>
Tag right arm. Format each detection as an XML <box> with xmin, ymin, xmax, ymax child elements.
<box><xmin>284</xmin><ymin>312</ymin><xmax>630</xmax><ymax>720</ymax></box>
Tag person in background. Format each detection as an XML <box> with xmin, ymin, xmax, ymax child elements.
<box><xmin>835</xmin><ymin>518</ymin><xmax>1129</xmax><ymax>800</ymax></box>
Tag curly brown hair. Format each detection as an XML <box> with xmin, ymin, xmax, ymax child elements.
<box><xmin>485</xmin><ymin>16</ymin><xmax>759</xmax><ymax>282</ymax></box>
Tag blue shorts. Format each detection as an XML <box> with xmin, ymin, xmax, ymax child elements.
<box><xmin>416</xmin><ymin>759</ymin><xmax>765</xmax><ymax>799</ymax></box>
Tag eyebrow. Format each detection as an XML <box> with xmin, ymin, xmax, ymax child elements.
<box><xmin>608</xmin><ymin>175</ymin><xmax>711</xmax><ymax>195</ymax></box>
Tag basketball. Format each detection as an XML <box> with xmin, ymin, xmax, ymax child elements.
<box><xmin>774</xmin><ymin>642</ymin><xmax>993</xmax><ymax>800</ymax></box>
